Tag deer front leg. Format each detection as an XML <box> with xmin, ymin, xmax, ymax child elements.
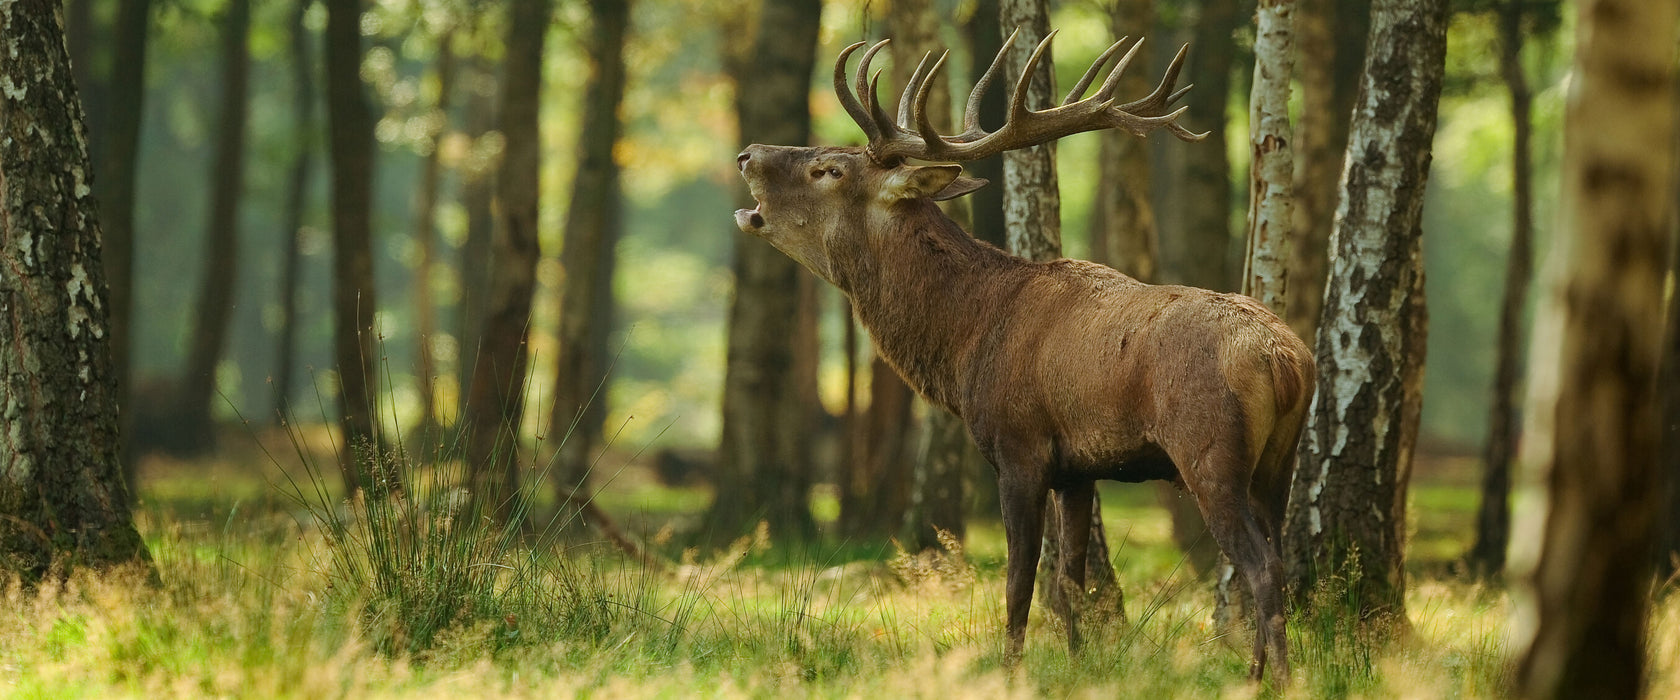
<box><xmin>997</xmin><ymin>469</ymin><xmax>1049</xmax><ymax>667</ymax></box>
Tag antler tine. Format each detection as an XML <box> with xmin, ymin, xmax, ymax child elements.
<box><xmin>867</xmin><ymin>71</ymin><xmax>898</xmax><ymax>137</ymax></box>
<box><xmin>897</xmin><ymin>51</ymin><xmax>936</xmax><ymax>128</ymax></box>
<box><xmin>1167</xmin><ymin>84</ymin><xmax>1193</xmax><ymax>106</ymax></box>
<box><xmin>833</xmin><ymin>41</ymin><xmax>879</xmax><ymax>140</ymax></box>
<box><xmin>911</xmin><ymin>50</ymin><xmax>951</xmax><ymax>147</ymax></box>
<box><xmin>1118</xmin><ymin>42</ymin><xmax>1189</xmax><ymax>115</ymax></box>
<box><xmin>961</xmin><ymin>27</ymin><xmax>1020</xmax><ymax>137</ymax></box>
<box><xmin>854</xmin><ymin>41</ymin><xmax>891</xmax><ymax>128</ymax></box>
<box><xmin>1008</xmin><ymin>29</ymin><xmax>1059</xmax><ymax>120</ymax></box>
<box><xmin>1062</xmin><ymin>36</ymin><xmax>1128</xmax><ymax>106</ymax></box>
<box><xmin>1093</xmin><ymin>36</ymin><xmax>1144</xmax><ymax>103</ymax></box>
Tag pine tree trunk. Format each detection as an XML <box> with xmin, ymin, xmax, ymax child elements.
<box><xmin>1468</xmin><ymin>0</ymin><xmax>1533</xmax><ymax>580</ymax></box>
<box><xmin>1285</xmin><ymin>0</ymin><xmax>1367</xmax><ymax>343</ymax></box>
<box><xmin>1514</xmin><ymin>0</ymin><xmax>1675</xmax><ymax>695</ymax></box>
<box><xmin>324</xmin><ymin>0</ymin><xmax>381</xmax><ymax>491</ymax></box>
<box><xmin>98</xmin><ymin>0</ymin><xmax>152</xmax><ymax>493</ymax></box>
<box><xmin>709</xmin><ymin>0</ymin><xmax>823</xmax><ymax>542</ymax></box>
<box><xmin>0</xmin><ymin>0</ymin><xmax>152</xmax><ymax>579</ymax></box>
<box><xmin>411</xmin><ymin>29</ymin><xmax>455</xmax><ymax>441</ymax></box>
<box><xmin>551</xmin><ymin>0</ymin><xmax>630</xmax><ymax>504</ymax></box>
<box><xmin>180</xmin><ymin>0</ymin><xmax>253</xmax><ymax>452</ymax></box>
<box><xmin>1088</xmin><ymin>0</ymin><xmax>1157</xmax><ymax>280</ymax></box>
<box><xmin>962</xmin><ymin>0</ymin><xmax>1005</xmax><ymax>518</ymax></box>
<box><xmin>454</xmin><ymin>35</ymin><xmax>498</xmax><ymax>424</ymax></box>
<box><xmin>1281</xmin><ymin>0</ymin><xmax>1446</xmax><ymax>619</ymax></box>
<box><xmin>1165</xmin><ymin>0</ymin><xmax>1238</xmax><ymax>292</ymax></box>
<box><xmin>273</xmin><ymin>0</ymin><xmax>316</xmax><ymax>422</ymax></box>
<box><xmin>462</xmin><ymin>0</ymin><xmax>551</xmax><ymax>516</ymax></box>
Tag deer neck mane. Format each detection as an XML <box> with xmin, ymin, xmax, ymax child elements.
<box><xmin>840</xmin><ymin>199</ymin><xmax>1027</xmax><ymax>413</ymax></box>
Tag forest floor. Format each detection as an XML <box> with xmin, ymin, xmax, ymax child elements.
<box><xmin>4</xmin><ymin>425</ymin><xmax>1678</xmax><ymax>699</ymax></box>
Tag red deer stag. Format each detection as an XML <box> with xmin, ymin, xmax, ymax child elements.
<box><xmin>732</xmin><ymin>31</ymin><xmax>1313</xmax><ymax>683</ymax></box>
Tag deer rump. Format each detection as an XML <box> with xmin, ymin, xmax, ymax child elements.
<box><xmin>733</xmin><ymin>30</ymin><xmax>1315</xmax><ymax>685</ymax></box>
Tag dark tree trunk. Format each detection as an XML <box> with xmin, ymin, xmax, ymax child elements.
<box><xmin>962</xmin><ymin>0</ymin><xmax>1005</xmax><ymax>518</ymax></box>
<box><xmin>551</xmin><ymin>0</ymin><xmax>629</xmax><ymax>501</ymax></box>
<box><xmin>1088</xmin><ymin>0</ymin><xmax>1157</xmax><ymax>280</ymax></box>
<box><xmin>0</xmin><ymin>0</ymin><xmax>152</xmax><ymax>579</ymax></box>
<box><xmin>1468</xmin><ymin>0</ymin><xmax>1533</xmax><ymax>580</ymax></box>
<box><xmin>454</xmin><ymin>42</ymin><xmax>498</xmax><ymax>423</ymax></box>
<box><xmin>411</xmin><ymin>29</ymin><xmax>455</xmax><ymax>441</ymax></box>
<box><xmin>1281</xmin><ymin>0</ymin><xmax>1446</xmax><ymax>619</ymax></box>
<box><xmin>65</xmin><ymin>0</ymin><xmax>104</xmax><ymax>165</ymax></box>
<box><xmin>462</xmin><ymin>0</ymin><xmax>552</xmax><ymax>516</ymax></box>
<box><xmin>324</xmin><ymin>0</ymin><xmax>381</xmax><ymax>490</ymax></box>
<box><xmin>1164</xmin><ymin>0</ymin><xmax>1239</xmax><ymax>292</ymax></box>
<box><xmin>1515</xmin><ymin>0</ymin><xmax>1675</xmax><ymax>695</ymax></box>
<box><xmin>709</xmin><ymin>0</ymin><xmax>824</xmax><ymax>541</ymax></box>
<box><xmin>180</xmin><ymin>0</ymin><xmax>253</xmax><ymax>452</ymax></box>
<box><xmin>840</xmin><ymin>363</ymin><xmax>915</xmax><ymax>537</ymax></box>
<box><xmin>273</xmin><ymin>0</ymin><xmax>316</xmax><ymax>422</ymax></box>
<box><xmin>1285</xmin><ymin>0</ymin><xmax>1368</xmax><ymax>343</ymax></box>
<box><xmin>98</xmin><ymin>0</ymin><xmax>152</xmax><ymax>495</ymax></box>
<box><xmin>1662</xmin><ymin>78</ymin><xmax>1680</xmax><ymax>585</ymax></box>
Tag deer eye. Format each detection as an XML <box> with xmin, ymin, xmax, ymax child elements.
<box><xmin>827</xmin><ymin>167</ymin><xmax>843</xmax><ymax>179</ymax></box>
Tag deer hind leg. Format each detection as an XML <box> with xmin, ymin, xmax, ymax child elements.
<box><xmin>996</xmin><ymin>467</ymin><xmax>1049</xmax><ymax>667</ymax></box>
<box><xmin>1051</xmin><ymin>481</ymin><xmax>1095</xmax><ymax>654</ymax></box>
<box><xmin>1188</xmin><ymin>450</ymin><xmax>1290</xmax><ymax>685</ymax></box>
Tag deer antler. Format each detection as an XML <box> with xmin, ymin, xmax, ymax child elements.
<box><xmin>834</xmin><ymin>30</ymin><xmax>1208</xmax><ymax>165</ymax></box>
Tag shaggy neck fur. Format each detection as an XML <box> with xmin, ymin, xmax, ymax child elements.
<box><xmin>837</xmin><ymin>199</ymin><xmax>1030</xmax><ymax>415</ymax></box>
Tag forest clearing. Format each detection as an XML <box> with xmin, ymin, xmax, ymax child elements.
<box><xmin>4</xmin><ymin>0</ymin><xmax>1679</xmax><ymax>696</ymax></box>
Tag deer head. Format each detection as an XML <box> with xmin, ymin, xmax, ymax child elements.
<box><xmin>734</xmin><ymin>30</ymin><xmax>1206</xmax><ymax>289</ymax></box>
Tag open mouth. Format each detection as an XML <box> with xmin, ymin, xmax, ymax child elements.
<box><xmin>734</xmin><ymin>199</ymin><xmax>766</xmax><ymax>231</ymax></box>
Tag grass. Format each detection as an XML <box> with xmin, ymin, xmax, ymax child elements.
<box><xmin>3</xmin><ymin>429</ymin><xmax>1676</xmax><ymax>698</ymax></box>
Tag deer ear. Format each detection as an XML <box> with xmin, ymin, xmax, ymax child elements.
<box><xmin>931</xmin><ymin>176</ymin><xmax>988</xmax><ymax>201</ymax></box>
<box><xmin>884</xmin><ymin>164</ymin><xmax>965</xmax><ymax>201</ymax></box>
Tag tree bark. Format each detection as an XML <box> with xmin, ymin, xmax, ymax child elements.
<box><xmin>1281</xmin><ymin>0</ymin><xmax>1446</xmax><ymax>619</ymax></box>
<box><xmin>1285</xmin><ymin>0</ymin><xmax>1368</xmax><ymax>343</ymax></box>
<box><xmin>1218</xmin><ymin>0</ymin><xmax>1296</xmax><ymax>630</ymax></box>
<box><xmin>709</xmin><ymin>0</ymin><xmax>824</xmax><ymax>542</ymax></box>
<box><xmin>179</xmin><ymin>0</ymin><xmax>253</xmax><ymax>452</ymax></box>
<box><xmin>273</xmin><ymin>0</ymin><xmax>316</xmax><ymax>422</ymax></box>
<box><xmin>1468</xmin><ymin>0</ymin><xmax>1533</xmax><ymax>580</ymax></box>
<box><xmin>551</xmin><ymin>0</ymin><xmax>629</xmax><ymax>504</ymax></box>
<box><xmin>1514</xmin><ymin>0</ymin><xmax>1675</xmax><ymax>695</ymax></box>
<box><xmin>998</xmin><ymin>0</ymin><xmax>1123</xmax><ymax>616</ymax></box>
<box><xmin>324</xmin><ymin>0</ymin><xmax>381</xmax><ymax>491</ymax></box>
<box><xmin>410</xmin><ymin>28</ymin><xmax>455</xmax><ymax>441</ymax></box>
<box><xmin>462</xmin><ymin>0</ymin><xmax>551</xmax><ymax>516</ymax></box>
<box><xmin>962</xmin><ymin>0</ymin><xmax>1005</xmax><ymax>518</ymax></box>
<box><xmin>1088</xmin><ymin>0</ymin><xmax>1157</xmax><ymax>280</ymax></box>
<box><xmin>98</xmin><ymin>0</ymin><xmax>152</xmax><ymax>494</ymax></box>
<box><xmin>1163</xmin><ymin>0</ymin><xmax>1239</xmax><ymax>292</ymax></box>
<box><xmin>1661</xmin><ymin>77</ymin><xmax>1680</xmax><ymax>586</ymax></box>
<box><xmin>0</xmin><ymin>0</ymin><xmax>153</xmax><ymax>579</ymax></box>
<box><xmin>454</xmin><ymin>31</ymin><xmax>498</xmax><ymax>424</ymax></box>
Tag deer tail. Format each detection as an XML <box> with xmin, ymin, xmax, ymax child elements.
<box><xmin>1270</xmin><ymin>341</ymin><xmax>1315</xmax><ymax>414</ymax></box>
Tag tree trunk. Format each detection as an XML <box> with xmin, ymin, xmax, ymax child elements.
<box><xmin>410</xmin><ymin>29</ymin><xmax>455</xmax><ymax>441</ymax></box>
<box><xmin>462</xmin><ymin>0</ymin><xmax>551</xmax><ymax>516</ymax></box>
<box><xmin>1281</xmin><ymin>0</ymin><xmax>1446</xmax><ymax>619</ymax></box>
<box><xmin>1285</xmin><ymin>0</ymin><xmax>1368</xmax><ymax>343</ymax></box>
<box><xmin>273</xmin><ymin>0</ymin><xmax>316</xmax><ymax>422</ymax></box>
<box><xmin>454</xmin><ymin>38</ymin><xmax>498</xmax><ymax>425</ymax></box>
<box><xmin>1164</xmin><ymin>0</ymin><xmax>1238</xmax><ymax>292</ymax></box>
<box><xmin>1218</xmin><ymin>0</ymin><xmax>1296</xmax><ymax>630</ymax></box>
<box><xmin>98</xmin><ymin>0</ymin><xmax>152</xmax><ymax>494</ymax></box>
<box><xmin>551</xmin><ymin>0</ymin><xmax>629</xmax><ymax>504</ymax></box>
<box><xmin>1661</xmin><ymin>77</ymin><xmax>1680</xmax><ymax>586</ymax></box>
<box><xmin>179</xmin><ymin>0</ymin><xmax>253</xmax><ymax>452</ymax></box>
<box><xmin>709</xmin><ymin>0</ymin><xmax>823</xmax><ymax>542</ymax></box>
<box><xmin>1088</xmin><ymin>0</ymin><xmax>1157</xmax><ymax>280</ymax></box>
<box><xmin>962</xmin><ymin>0</ymin><xmax>1005</xmax><ymax>518</ymax></box>
<box><xmin>324</xmin><ymin>0</ymin><xmax>381</xmax><ymax>491</ymax></box>
<box><xmin>997</xmin><ymin>0</ymin><xmax>1123</xmax><ymax>617</ymax></box>
<box><xmin>1468</xmin><ymin>0</ymin><xmax>1533</xmax><ymax>581</ymax></box>
<box><xmin>1513</xmin><ymin>0</ymin><xmax>1675</xmax><ymax>695</ymax></box>
<box><xmin>0</xmin><ymin>0</ymin><xmax>152</xmax><ymax>579</ymax></box>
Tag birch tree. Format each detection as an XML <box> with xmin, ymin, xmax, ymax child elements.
<box><xmin>1281</xmin><ymin>0</ymin><xmax>1447</xmax><ymax>619</ymax></box>
<box><xmin>0</xmin><ymin>0</ymin><xmax>152</xmax><ymax>579</ymax></box>
<box><xmin>1514</xmin><ymin>0</ymin><xmax>1676</xmax><ymax>695</ymax></box>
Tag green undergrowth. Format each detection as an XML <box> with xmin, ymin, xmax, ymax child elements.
<box><xmin>6</xmin><ymin>431</ymin><xmax>1676</xmax><ymax>698</ymax></box>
